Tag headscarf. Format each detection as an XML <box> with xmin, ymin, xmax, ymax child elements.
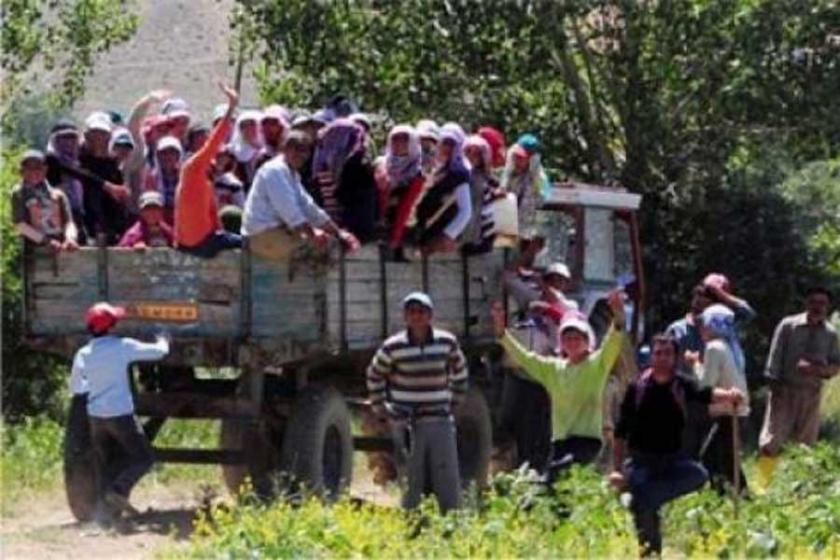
<box><xmin>436</xmin><ymin>122</ymin><xmax>469</xmax><ymax>177</ymax></box>
<box><xmin>312</xmin><ymin>118</ymin><xmax>365</xmax><ymax>180</ymax></box>
<box><xmin>701</xmin><ymin>304</ymin><xmax>746</xmax><ymax>375</ymax></box>
<box><xmin>416</xmin><ymin>119</ymin><xmax>440</xmax><ymax>176</ymax></box>
<box><xmin>501</xmin><ymin>133</ymin><xmax>550</xmax><ymax>239</ymax></box>
<box><xmin>230</xmin><ymin>110</ymin><xmax>264</xmax><ymax>163</ymax></box>
<box><xmin>477</xmin><ymin>126</ymin><xmax>506</xmax><ymax>168</ymax></box>
<box><xmin>384</xmin><ymin>124</ymin><xmax>421</xmax><ymax>187</ymax></box>
<box><xmin>463</xmin><ymin>134</ymin><xmax>492</xmax><ymax>172</ymax></box>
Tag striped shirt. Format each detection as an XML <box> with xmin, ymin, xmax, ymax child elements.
<box><xmin>367</xmin><ymin>327</ymin><xmax>468</xmax><ymax>418</ymax></box>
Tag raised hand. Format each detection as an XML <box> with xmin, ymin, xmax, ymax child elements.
<box><xmin>607</xmin><ymin>288</ymin><xmax>626</xmax><ymax>328</ymax></box>
<box><xmin>218</xmin><ymin>81</ymin><xmax>239</xmax><ymax>109</ymax></box>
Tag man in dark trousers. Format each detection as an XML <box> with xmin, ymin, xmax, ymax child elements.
<box><xmin>366</xmin><ymin>292</ymin><xmax>468</xmax><ymax>513</ymax></box>
<box><xmin>609</xmin><ymin>334</ymin><xmax>743</xmax><ymax>556</ymax></box>
<box><xmin>71</xmin><ymin>302</ymin><xmax>170</xmax><ymax>521</ymax></box>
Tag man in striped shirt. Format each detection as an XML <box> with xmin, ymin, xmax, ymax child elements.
<box><xmin>366</xmin><ymin>291</ymin><xmax>468</xmax><ymax>512</ymax></box>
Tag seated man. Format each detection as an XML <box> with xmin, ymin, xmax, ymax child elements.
<box><xmin>118</xmin><ymin>191</ymin><xmax>173</xmax><ymax>249</ymax></box>
<box><xmin>173</xmin><ymin>83</ymin><xmax>243</xmax><ymax>258</ymax></box>
<box><xmin>12</xmin><ymin>150</ymin><xmax>79</xmax><ymax>252</ymax></box>
<box><xmin>242</xmin><ymin>130</ymin><xmax>359</xmax><ymax>259</ymax></box>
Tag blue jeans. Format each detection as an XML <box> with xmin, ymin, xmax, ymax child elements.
<box><xmin>625</xmin><ymin>454</ymin><xmax>708</xmax><ymax>554</ymax></box>
<box><xmin>178</xmin><ymin>230</ymin><xmax>242</xmax><ymax>258</ymax></box>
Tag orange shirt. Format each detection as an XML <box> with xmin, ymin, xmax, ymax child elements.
<box><xmin>174</xmin><ymin>118</ymin><xmax>231</xmax><ymax>247</ymax></box>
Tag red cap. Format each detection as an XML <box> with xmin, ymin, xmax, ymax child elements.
<box><xmin>86</xmin><ymin>302</ymin><xmax>126</xmax><ymax>334</ymax></box>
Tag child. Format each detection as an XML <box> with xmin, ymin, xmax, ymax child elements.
<box><xmin>118</xmin><ymin>191</ymin><xmax>174</xmax><ymax>248</ymax></box>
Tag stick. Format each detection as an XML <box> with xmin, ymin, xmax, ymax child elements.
<box><xmin>731</xmin><ymin>406</ymin><xmax>740</xmax><ymax>519</ymax></box>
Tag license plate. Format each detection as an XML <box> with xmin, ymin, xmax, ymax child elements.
<box><xmin>129</xmin><ymin>302</ymin><xmax>199</xmax><ymax>322</ymax></box>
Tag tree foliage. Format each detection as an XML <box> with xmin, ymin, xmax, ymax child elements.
<box><xmin>236</xmin><ymin>0</ymin><xmax>840</xmax><ymax>352</ymax></box>
<box><xmin>1</xmin><ymin>1</ymin><xmax>138</xmax><ymax>422</ymax></box>
<box><xmin>1</xmin><ymin>0</ymin><xmax>139</xmax><ymax>133</ymax></box>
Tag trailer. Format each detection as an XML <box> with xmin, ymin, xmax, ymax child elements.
<box><xmin>22</xmin><ymin>182</ymin><xmax>644</xmax><ymax>520</ymax></box>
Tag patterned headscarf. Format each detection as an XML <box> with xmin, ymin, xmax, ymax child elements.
<box><xmin>385</xmin><ymin>124</ymin><xmax>421</xmax><ymax>187</ymax></box>
<box><xmin>313</xmin><ymin>118</ymin><xmax>365</xmax><ymax>180</ymax></box>
<box><xmin>230</xmin><ymin>110</ymin><xmax>264</xmax><ymax>163</ymax></box>
<box><xmin>701</xmin><ymin>304</ymin><xmax>746</xmax><ymax>374</ymax></box>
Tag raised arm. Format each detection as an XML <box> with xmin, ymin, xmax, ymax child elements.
<box><xmin>491</xmin><ymin>302</ymin><xmax>558</xmax><ymax>387</ymax></box>
<box><xmin>183</xmin><ymin>83</ymin><xmax>237</xmax><ymax>176</ymax></box>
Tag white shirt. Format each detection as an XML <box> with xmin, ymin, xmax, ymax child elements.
<box><xmin>71</xmin><ymin>335</ymin><xmax>170</xmax><ymax>417</ymax></box>
<box><xmin>695</xmin><ymin>338</ymin><xmax>750</xmax><ymax>417</ymax></box>
<box><xmin>241</xmin><ymin>155</ymin><xmax>330</xmax><ymax>236</ymax></box>
<box><xmin>443</xmin><ymin>182</ymin><xmax>472</xmax><ymax>239</ymax></box>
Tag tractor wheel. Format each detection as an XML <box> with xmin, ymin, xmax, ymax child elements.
<box><xmin>63</xmin><ymin>395</ymin><xmax>98</xmax><ymax>521</ymax></box>
<box><xmin>219</xmin><ymin>417</ymin><xmax>282</xmax><ymax>498</ymax></box>
<box><xmin>280</xmin><ymin>386</ymin><xmax>353</xmax><ymax>501</ymax></box>
<box><xmin>455</xmin><ymin>387</ymin><xmax>493</xmax><ymax>489</ymax></box>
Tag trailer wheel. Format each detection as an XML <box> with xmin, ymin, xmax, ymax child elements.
<box><xmin>280</xmin><ymin>386</ymin><xmax>353</xmax><ymax>500</ymax></box>
<box><xmin>455</xmin><ymin>387</ymin><xmax>493</xmax><ymax>489</ymax></box>
<box><xmin>219</xmin><ymin>418</ymin><xmax>281</xmax><ymax>497</ymax></box>
<box><xmin>64</xmin><ymin>395</ymin><xmax>98</xmax><ymax>521</ymax></box>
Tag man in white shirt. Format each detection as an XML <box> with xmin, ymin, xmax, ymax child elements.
<box><xmin>242</xmin><ymin>131</ymin><xmax>359</xmax><ymax>259</ymax></box>
<box><xmin>72</xmin><ymin>302</ymin><xmax>170</xmax><ymax>521</ymax></box>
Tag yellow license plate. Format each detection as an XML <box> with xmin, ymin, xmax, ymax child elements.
<box><xmin>129</xmin><ymin>302</ymin><xmax>199</xmax><ymax>322</ymax></box>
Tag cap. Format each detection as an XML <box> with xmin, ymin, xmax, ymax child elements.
<box><xmin>156</xmin><ymin>135</ymin><xmax>183</xmax><ymax>154</ymax></box>
<box><xmin>311</xmin><ymin>109</ymin><xmax>334</xmax><ymax>125</ymax></box>
<box><xmin>544</xmin><ymin>262</ymin><xmax>571</xmax><ymax>280</ymax></box>
<box><xmin>86</xmin><ymin>302</ymin><xmax>126</xmax><ymax>334</ymax></box>
<box><xmin>212</xmin><ymin>103</ymin><xmax>231</xmax><ymax>123</ymax></box>
<box><xmin>516</xmin><ymin>133</ymin><xmax>541</xmax><ymax>154</ymax></box>
<box><xmin>111</xmin><ymin>128</ymin><xmax>135</xmax><ymax>148</ymax></box>
<box><xmin>402</xmin><ymin>291</ymin><xmax>434</xmax><ymax>311</ymax></box>
<box><xmin>84</xmin><ymin>112</ymin><xmax>113</xmax><ymax>133</ymax></box>
<box><xmin>559</xmin><ymin>315</ymin><xmax>591</xmax><ymax>337</ymax></box>
<box><xmin>51</xmin><ymin>119</ymin><xmax>79</xmax><ymax>137</ymax></box>
<box><xmin>21</xmin><ymin>149</ymin><xmax>46</xmax><ymax>165</ymax></box>
<box><xmin>138</xmin><ymin>191</ymin><xmax>164</xmax><ymax>209</ymax></box>
<box><xmin>161</xmin><ymin>97</ymin><xmax>191</xmax><ymax>120</ymax></box>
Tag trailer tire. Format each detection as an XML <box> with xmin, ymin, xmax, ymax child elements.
<box><xmin>280</xmin><ymin>386</ymin><xmax>353</xmax><ymax>501</ymax></box>
<box><xmin>64</xmin><ymin>395</ymin><xmax>98</xmax><ymax>521</ymax></box>
<box><xmin>455</xmin><ymin>387</ymin><xmax>492</xmax><ymax>489</ymax></box>
<box><xmin>220</xmin><ymin>418</ymin><xmax>281</xmax><ymax>497</ymax></box>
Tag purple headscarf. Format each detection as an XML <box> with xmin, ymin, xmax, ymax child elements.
<box><xmin>313</xmin><ymin>118</ymin><xmax>365</xmax><ymax>180</ymax></box>
<box><xmin>385</xmin><ymin>124</ymin><xmax>421</xmax><ymax>187</ymax></box>
<box><xmin>436</xmin><ymin>122</ymin><xmax>469</xmax><ymax>178</ymax></box>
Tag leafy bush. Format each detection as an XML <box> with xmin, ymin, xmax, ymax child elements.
<box><xmin>0</xmin><ymin>415</ymin><xmax>63</xmax><ymax>514</ymax></box>
<box><xmin>181</xmin><ymin>445</ymin><xmax>840</xmax><ymax>558</ymax></box>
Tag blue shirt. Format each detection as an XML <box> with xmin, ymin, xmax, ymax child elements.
<box><xmin>241</xmin><ymin>155</ymin><xmax>331</xmax><ymax>236</ymax></box>
<box><xmin>71</xmin><ymin>335</ymin><xmax>169</xmax><ymax>417</ymax></box>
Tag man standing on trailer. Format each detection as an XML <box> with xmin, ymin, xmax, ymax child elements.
<box><xmin>366</xmin><ymin>292</ymin><xmax>469</xmax><ymax>513</ymax></box>
<box><xmin>72</xmin><ymin>302</ymin><xmax>170</xmax><ymax>522</ymax></box>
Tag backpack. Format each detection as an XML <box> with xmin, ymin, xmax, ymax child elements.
<box><xmin>633</xmin><ymin>368</ymin><xmax>687</xmax><ymax>419</ymax></box>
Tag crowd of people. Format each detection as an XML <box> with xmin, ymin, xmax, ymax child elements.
<box><xmin>27</xmin><ymin>85</ymin><xmax>838</xmax><ymax>556</ymax></box>
<box><xmin>13</xmin><ymin>85</ymin><xmax>553</xmax><ymax>260</ymax></box>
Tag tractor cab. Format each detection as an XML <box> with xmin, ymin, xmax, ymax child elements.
<box><xmin>539</xmin><ymin>182</ymin><xmax>645</xmax><ymax>342</ymax></box>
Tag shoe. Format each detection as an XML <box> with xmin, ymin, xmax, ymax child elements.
<box><xmin>104</xmin><ymin>492</ymin><xmax>140</xmax><ymax>517</ymax></box>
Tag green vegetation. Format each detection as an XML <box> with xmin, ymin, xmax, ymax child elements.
<box><xmin>179</xmin><ymin>445</ymin><xmax>840</xmax><ymax>559</ymax></box>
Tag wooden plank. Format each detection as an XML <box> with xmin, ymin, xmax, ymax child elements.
<box><xmin>29</xmin><ymin>251</ymin><xmax>98</xmax><ymax>283</ymax></box>
<box><xmin>32</xmin><ymin>282</ymin><xmax>99</xmax><ymax>301</ymax></box>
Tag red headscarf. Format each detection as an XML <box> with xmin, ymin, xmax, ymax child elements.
<box><xmin>478</xmin><ymin>126</ymin><xmax>507</xmax><ymax>169</ymax></box>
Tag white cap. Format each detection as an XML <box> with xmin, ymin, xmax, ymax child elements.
<box><xmin>138</xmin><ymin>191</ymin><xmax>164</xmax><ymax>209</ymax></box>
<box><xmin>84</xmin><ymin>112</ymin><xmax>113</xmax><ymax>133</ymax></box>
<box><xmin>402</xmin><ymin>291</ymin><xmax>434</xmax><ymax>311</ymax></box>
<box><xmin>559</xmin><ymin>315</ymin><xmax>591</xmax><ymax>337</ymax></box>
<box><xmin>349</xmin><ymin>112</ymin><xmax>371</xmax><ymax>130</ymax></box>
<box><xmin>544</xmin><ymin>262</ymin><xmax>571</xmax><ymax>280</ymax></box>
<box><xmin>262</xmin><ymin>104</ymin><xmax>290</xmax><ymax>124</ymax></box>
<box><xmin>156</xmin><ymin>135</ymin><xmax>183</xmax><ymax>154</ymax></box>
<box><xmin>416</xmin><ymin>119</ymin><xmax>440</xmax><ymax>141</ymax></box>
<box><xmin>161</xmin><ymin>97</ymin><xmax>191</xmax><ymax>120</ymax></box>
